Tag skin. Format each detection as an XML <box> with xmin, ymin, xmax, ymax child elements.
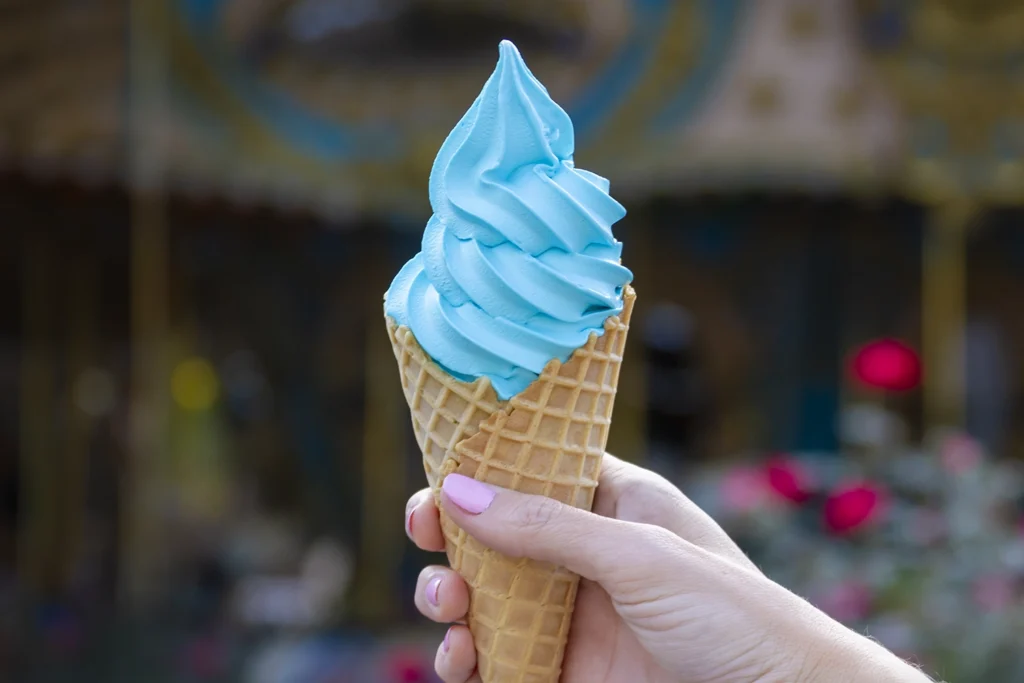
<box><xmin>404</xmin><ymin>455</ymin><xmax>934</xmax><ymax>683</ymax></box>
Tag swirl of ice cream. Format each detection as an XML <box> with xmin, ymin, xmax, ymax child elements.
<box><xmin>385</xmin><ymin>40</ymin><xmax>632</xmax><ymax>400</ymax></box>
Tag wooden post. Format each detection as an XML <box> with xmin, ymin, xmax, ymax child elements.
<box><xmin>350</xmin><ymin>302</ymin><xmax>404</xmax><ymax>624</ymax></box>
<box><xmin>18</xmin><ymin>236</ymin><xmax>55</xmax><ymax>596</ymax></box>
<box><xmin>122</xmin><ymin>0</ymin><xmax>170</xmax><ymax>610</ymax></box>
<box><xmin>58</xmin><ymin>252</ymin><xmax>98</xmax><ymax>591</ymax></box>
<box><xmin>921</xmin><ymin>200</ymin><xmax>974</xmax><ymax>433</ymax></box>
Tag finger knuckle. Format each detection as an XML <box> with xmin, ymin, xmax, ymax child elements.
<box><xmin>638</xmin><ymin>469</ymin><xmax>681</xmax><ymax>500</ymax></box>
<box><xmin>512</xmin><ymin>496</ymin><xmax>561</xmax><ymax>538</ymax></box>
<box><xmin>520</xmin><ymin>493</ymin><xmax>561</xmax><ymax>532</ymax></box>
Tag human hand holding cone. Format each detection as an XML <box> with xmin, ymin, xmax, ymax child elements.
<box><xmin>386</xmin><ymin>287</ymin><xmax>633</xmax><ymax>682</ymax></box>
<box><xmin>383</xmin><ymin>40</ymin><xmax>634</xmax><ymax>682</ymax></box>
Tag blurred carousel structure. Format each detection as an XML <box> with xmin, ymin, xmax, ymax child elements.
<box><xmin>1</xmin><ymin>0</ymin><xmax>1021</xmax><ymax>623</ymax></box>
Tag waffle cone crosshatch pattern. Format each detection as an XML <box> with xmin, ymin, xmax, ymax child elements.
<box><xmin>386</xmin><ymin>286</ymin><xmax>635</xmax><ymax>682</ymax></box>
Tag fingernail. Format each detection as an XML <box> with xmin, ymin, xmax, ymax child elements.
<box><xmin>426</xmin><ymin>575</ymin><xmax>442</xmax><ymax>607</ymax></box>
<box><xmin>442</xmin><ymin>474</ymin><xmax>496</xmax><ymax>515</ymax></box>
<box><xmin>404</xmin><ymin>507</ymin><xmax>416</xmax><ymax>539</ymax></box>
<box><xmin>442</xmin><ymin>628</ymin><xmax>451</xmax><ymax>653</ymax></box>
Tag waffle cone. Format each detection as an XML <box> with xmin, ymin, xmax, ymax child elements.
<box><xmin>386</xmin><ymin>286</ymin><xmax>635</xmax><ymax>683</ymax></box>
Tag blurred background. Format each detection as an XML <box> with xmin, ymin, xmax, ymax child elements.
<box><xmin>1</xmin><ymin>0</ymin><xmax>1024</xmax><ymax>681</ymax></box>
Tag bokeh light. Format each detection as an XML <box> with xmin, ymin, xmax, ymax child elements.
<box><xmin>171</xmin><ymin>357</ymin><xmax>220</xmax><ymax>411</ymax></box>
<box><xmin>73</xmin><ymin>367</ymin><xmax>117</xmax><ymax>417</ymax></box>
<box><xmin>850</xmin><ymin>339</ymin><xmax>922</xmax><ymax>392</ymax></box>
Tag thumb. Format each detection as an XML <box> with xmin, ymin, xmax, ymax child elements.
<box><xmin>439</xmin><ymin>473</ymin><xmax>643</xmax><ymax>583</ymax></box>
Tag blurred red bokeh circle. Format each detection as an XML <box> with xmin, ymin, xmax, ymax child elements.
<box><xmin>824</xmin><ymin>482</ymin><xmax>887</xmax><ymax>535</ymax></box>
<box><xmin>850</xmin><ymin>338</ymin><xmax>921</xmax><ymax>392</ymax></box>
<box><xmin>765</xmin><ymin>455</ymin><xmax>813</xmax><ymax>504</ymax></box>
<box><xmin>386</xmin><ymin>650</ymin><xmax>432</xmax><ymax>683</ymax></box>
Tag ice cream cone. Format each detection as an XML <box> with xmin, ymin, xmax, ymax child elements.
<box><xmin>386</xmin><ymin>286</ymin><xmax>635</xmax><ymax>683</ymax></box>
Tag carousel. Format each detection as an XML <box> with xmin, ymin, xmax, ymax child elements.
<box><xmin>2</xmin><ymin>0</ymin><xmax>1022</xmax><ymax>636</ymax></box>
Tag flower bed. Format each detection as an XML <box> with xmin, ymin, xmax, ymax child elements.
<box><xmin>687</xmin><ymin>433</ymin><xmax>1024</xmax><ymax>682</ymax></box>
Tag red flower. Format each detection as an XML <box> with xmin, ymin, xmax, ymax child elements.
<box><xmin>850</xmin><ymin>339</ymin><xmax>921</xmax><ymax>392</ymax></box>
<box><xmin>765</xmin><ymin>456</ymin><xmax>813</xmax><ymax>504</ymax></box>
<box><xmin>824</xmin><ymin>482</ymin><xmax>887</xmax><ymax>534</ymax></box>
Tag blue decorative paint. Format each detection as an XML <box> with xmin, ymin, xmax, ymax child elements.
<box><xmin>171</xmin><ymin>0</ymin><xmax>744</xmax><ymax>161</ymax></box>
<box><xmin>565</xmin><ymin>0</ymin><xmax>673</xmax><ymax>140</ymax></box>
<box><xmin>651</xmin><ymin>0</ymin><xmax>746</xmax><ymax>130</ymax></box>
<box><xmin>178</xmin><ymin>0</ymin><xmax>400</xmax><ymax>161</ymax></box>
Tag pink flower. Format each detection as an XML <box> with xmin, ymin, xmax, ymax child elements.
<box><xmin>907</xmin><ymin>508</ymin><xmax>946</xmax><ymax>546</ymax></box>
<box><xmin>939</xmin><ymin>433</ymin><xmax>983</xmax><ymax>474</ymax></box>
<box><xmin>765</xmin><ymin>455</ymin><xmax>813</xmax><ymax>504</ymax></box>
<box><xmin>818</xmin><ymin>581</ymin><xmax>873</xmax><ymax>623</ymax></box>
<box><xmin>824</xmin><ymin>482</ymin><xmax>887</xmax><ymax>535</ymax></box>
<box><xmin>720</xmin><ymin>466</ymin><xmax>769</xmax><ymax>514</ymax></box>
<box><xmin>972</xmin><ymin>574</ymin><xmax>1016</xmax><ymax>613</ymax></box>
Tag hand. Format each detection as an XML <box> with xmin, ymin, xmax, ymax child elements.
<box><xmin>405</xmin><ymin>454</ymin><xmax>932</xmax><ymax>683</ymax></box>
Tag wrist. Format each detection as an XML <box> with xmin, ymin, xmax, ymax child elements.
<box><xmin>793</xmin><ymin>622</ymin><xmax>932</xmax><ymax>683</ymax></box>
<box><xmin>745</xmin><ymin>579</ymin><xmax>934</xmax><ymax>683</ymax></box>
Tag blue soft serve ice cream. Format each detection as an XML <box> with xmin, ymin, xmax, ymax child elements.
<box><xmin>385</xmin><ymin>40</ymin><xmax>632</xmax><ymax>400</ymax></box>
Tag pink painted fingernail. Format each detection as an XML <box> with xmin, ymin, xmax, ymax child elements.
<box><xmin>426</xmin><ymin>576</ymin><xmax>442</xmax><ymax>607</ymax></box>
<box><xmin>442</xmin><ymin>474</ymin><xmax>496</xmax><ymax>514</ymax></box>
<box><xmin>442</xmin><ymin>628</ymin><xmax>451</xmax><ymax>653</ymax></box>
<box><xmin>404</xmin><ymin>507</ymin><xmax>416</xmax><ymax>539</ymax></box>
